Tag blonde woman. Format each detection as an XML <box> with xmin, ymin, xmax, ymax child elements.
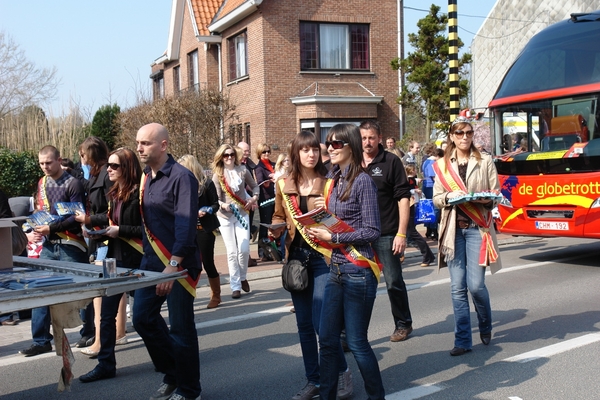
<box><xmin>273</xmin><ymin>153</ymin><xmax>290</xmax><ymax>181</ymax></box>
<box><xmin>212</xmin><ymin>145</ymin><xmax>259</xmax><ymax>298</ymax></box>
<box><xmin>178</xmin><ymin>155</ymin><xmax>222</xmax><ymax>309</ymax></box>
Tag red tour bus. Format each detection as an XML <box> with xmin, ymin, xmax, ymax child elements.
<box><xmin>489</xmin><ymin>11</ymin><xmax>600</xmax><ymax>238</ymax></box>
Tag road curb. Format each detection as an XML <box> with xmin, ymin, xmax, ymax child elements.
<box><xmin>199</xmin><ymin>235</ymin><xmax>543</xmax><ymax>287</ymax></box>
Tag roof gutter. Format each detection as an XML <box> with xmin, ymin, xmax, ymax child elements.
<box><xmin>208</xmin><ymin>0</ymin><xmax>263</xmax><ymax>33</ymax></box>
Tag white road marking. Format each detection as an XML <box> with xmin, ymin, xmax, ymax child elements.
<box><xmin>386</xmin><ymin>383</ymin><xmax>444</xmax><ymax>399</ymax></box>
<box><xmin>503</xmin><ymin>333</ymin><xmax>600</xmax><ymax>363</ymax></box>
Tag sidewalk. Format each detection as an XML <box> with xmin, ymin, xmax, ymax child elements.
<box><xmin>202</xmin><ymin>225</ymin><xmax>537</xmax><ymax>288</ymax></box>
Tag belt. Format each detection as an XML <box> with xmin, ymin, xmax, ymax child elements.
<box><xmin>457</xmin><ymin>220</ymin><xmax>478</xmax><ymax>229</ymax></box>
<box><xmin>196</xmin><ymin>224</ymin><xmax>203</xmax><ymax>230</ymax></box>
<box><xmin>330</xmin><ymin>262</ymin><xmax>363</xmax><ymax>275</ymax></box>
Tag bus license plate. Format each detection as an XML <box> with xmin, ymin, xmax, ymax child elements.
<box><xmin>535</xmin><ymin>221</ymin><xmax>569</xmax><ymax>230</ymax></box>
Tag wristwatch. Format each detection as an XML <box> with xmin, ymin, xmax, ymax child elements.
<box><xmin>169</xmin><ymin>260</ymin><xmax>180</xmax><ymax>268</ymax></box>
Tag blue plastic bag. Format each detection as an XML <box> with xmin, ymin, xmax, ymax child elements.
<box><xmin>415</xmin><ymin>199</ymin><xmax>436</xmax><ymax>224</ymax></box>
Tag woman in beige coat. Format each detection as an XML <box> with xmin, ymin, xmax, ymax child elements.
<box><xmin>433</xmin><ymin>121</ymin><xmax>502</xmax><ymax>357</ymax></box>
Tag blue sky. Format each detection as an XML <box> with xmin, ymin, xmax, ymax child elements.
<box><xmin>0</xmin><ymin>0</ymin><xmax>494</xmax><ymax>118</ymax></box>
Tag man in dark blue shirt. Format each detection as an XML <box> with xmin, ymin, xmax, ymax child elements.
<box><xmin>360</xmin><ymin>120</ymin><xmax>415</xmax><ymax>343</ymax></box>
<box><xmin>133</xmin><ymin>123</ymin><xmax>201</xmax><ymax>400</ymax></box>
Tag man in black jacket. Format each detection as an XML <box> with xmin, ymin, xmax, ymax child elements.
<box><xmin>360</xmin><ymin>120</ymin><xmax>415</xmax><ymax>342</ymax></box>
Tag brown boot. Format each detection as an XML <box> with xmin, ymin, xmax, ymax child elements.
<box><xmin>207</xmin><ymin>277</ymin><xmax>222</xmax><ymax>309</ymax></box>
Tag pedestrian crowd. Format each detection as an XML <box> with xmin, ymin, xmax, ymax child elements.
<box><xmin>2</xmin><ymin>116</ymin><xmax>501</xmax><ymax>400</ymax></box>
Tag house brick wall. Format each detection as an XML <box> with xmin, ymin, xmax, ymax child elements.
<box><xmin>219</xmin><ymin>0</ymin><xmax>400</xmax><ymax>155</ymax></box>
<box><xmin>156</xmin><ymin>0</ymin><xmax>400</xmax><ymax>159</ymax></box>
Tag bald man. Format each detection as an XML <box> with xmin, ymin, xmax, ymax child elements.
<box><xmin>134</xmin><ymin>123</ymin><xmax>202</xmax><ymax>400</ymax></box>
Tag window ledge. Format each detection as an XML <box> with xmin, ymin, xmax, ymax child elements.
<box><xmin>226</xmin><ymin>75</ymin><xmax>250</xmax><ymax>86</ymax></box>
<box><xmin>299</xmin><ymin>71</ymin><xmax>374</xmax><ymax>76</ymax></box>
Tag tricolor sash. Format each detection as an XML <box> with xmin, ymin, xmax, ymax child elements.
<box><xmin>278</xmin><ymin>178</ymin><xmax>335</xmax><ymax>258</ymax></box>
<box><xmin>433</xmin><ymin>159</ymin><xmax>499</xmax><ymax>266</ymax></box>
<box><xmin>218</xmin><ymin>175</ymin><xmax>249</xmax><ymax>229</ymax></box>
<box><xmin>39</xmin><ymin>176</ymin><xmax>87</xmax><ymax>249</ymax></box>
<box><xmin>281</xmin><ymin>178</ymin><xmax>382</xmax><ymax>279</ymax></box>
<box><xmin>140</xmin><ymin>172</ymin><xmax>200</xmax><ymax>297</ymax></box>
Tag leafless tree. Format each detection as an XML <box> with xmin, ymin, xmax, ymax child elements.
<box><xmin>117</xmin><ymin>88</ymin><xmax>238</xmax><ymax>167</ymax></box>
<box><xmin>0</xmin><ymin>31</ymin><xmax>60</xmax><ymax>118</ymax></box>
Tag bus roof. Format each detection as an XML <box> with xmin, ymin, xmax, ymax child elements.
<box><xmin>490</xmin><ymin>10</ymin><xmax>600</xmax><ymax>108</ymax></box>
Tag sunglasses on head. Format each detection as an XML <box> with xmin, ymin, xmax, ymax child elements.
<box><xmin>107</xmin><ymin>163</ymin><xmax>120</xmax><ymax>170</ymax></box>
<box><xmin>325</xmin><ymin>140</ymin><xmax>349</xmax><ymax>150</ymax></box>
<box><xmin>262</xmin><ymin>150</ymin><xmax>271</xmax><ymax>154</ymax></box>
<box><xmin>453</xmin><ymin>130</ymin><xmax>474</xmax><ymax>139</ymax></box>
<box><xmin>223</xmin><ymin>152</ymin><xmax>236</xmax><ymax>159</ymax></box>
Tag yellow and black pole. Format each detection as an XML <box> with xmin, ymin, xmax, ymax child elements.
<box><xmin>448</xmin><ymin>0</ymin><xmax>459</xmax><ymax>122</ymax></box>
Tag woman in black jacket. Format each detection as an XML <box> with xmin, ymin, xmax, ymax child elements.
<box><xmin>77</xmin><ymin>136</ymin><xmax>113</xmax><ymax>352</ymax></box>
<box><xmin>254</xmin><ymin>143</ymin><xmax>276</xmax><ymax>261</ymax></box>
<box><xmin>178</xmin><ymin>155</ymin><xmax>221</xmax><ymax>308</ymax></box>
<box><xmin>77</xmin><ymin>147</ymin><xmax>143</xmax><ymax>383</ymax></box>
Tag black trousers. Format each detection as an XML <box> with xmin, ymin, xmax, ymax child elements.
<box><xmin>196</xmin><ymin>229</ymin><xmax>218</xmax><ymax>278</ymax></box>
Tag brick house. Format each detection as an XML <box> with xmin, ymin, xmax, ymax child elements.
<box><xmin>150</xmin><ymin>0</ymin><xmax>401</xmax><ymax>153</ymax></box>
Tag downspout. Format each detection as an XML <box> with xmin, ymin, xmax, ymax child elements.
<box><xmin>217</xmin><ymin>43</ymin><xmax>224</xmax><ymax>141</ymax></box>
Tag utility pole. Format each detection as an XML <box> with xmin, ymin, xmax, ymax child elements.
<box><xmin>397</xmin><ymin>0</ymin><xmax>405</xmax><ymax>139</ymax></box>
<box><xmin>448</xmin><ymin>0</ymin><xmax>459</xmax><ymax>122</ymax></box>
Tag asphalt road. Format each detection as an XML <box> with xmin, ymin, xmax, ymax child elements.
<box><xmin>0</xmin><ymin>236</ymin><xmax>599</xmax><ymax>400</ymax></box>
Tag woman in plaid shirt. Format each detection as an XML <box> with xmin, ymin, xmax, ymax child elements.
<box><xmin>307</xmin><ymin>124</ymin><xmax>384</xmax><ymax>400</ymax></box>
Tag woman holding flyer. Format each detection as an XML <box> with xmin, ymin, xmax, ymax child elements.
<box><xmin>270</xmin><ymin>131</ymin><xmax>352</xmax><ymax>400</ymax></box>
<box><xmin>212</xmin><ymin>144</ymin><xmax>259</xmax><ymax>299</ymax></box>
<box><xmin>432</xmin><ymin>120</ymin><xmax>501</xmax><ymax>357</ymax></box>
<box><xmin>307</xmin><ymin>124</ymin><xmax>384</xmax><ymax>400</ymax></box>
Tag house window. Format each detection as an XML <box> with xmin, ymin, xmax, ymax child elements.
<box><xmin>300</xmin><ymin>22</ymin><xmax>369</xmax><ymax>71</ymax></box>
<box><xmin>188</xmin><ymin>50</ymin><xmax>199</xmax><ymax>91</ymax></box>
<box><xmin>244</xmin><ymin>123</ymin><xmax>250</xmax><ymax>144</ymax></box>
<box><xmin>152</xmin><ymin>71</ymin><xmax>164</xmax><ymax>100</ymax></box>
<box><xmin>173</xmin><ymin>66</ymin><xmax>180</xmax><ymax>95</ymax></box>
<box><xmin>228</xmin><ymin>31</ymin><xmax>248</xmax><ymax>81</ymax></box>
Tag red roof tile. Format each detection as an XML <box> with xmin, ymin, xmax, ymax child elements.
<box><xmin>217</xmin><ymin>0</ymin><xmax>247</xmax><ymax>20</ymax></box>
<box><xmin>190</xmin><ymin>0</ymin><xmax>225</xmax><ymax>36</ymax></box>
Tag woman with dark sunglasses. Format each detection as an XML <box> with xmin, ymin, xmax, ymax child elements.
<box><xmin>77</xmin><ymin>147</ymin><xmax>143</xmax><ymax>383</ymax></box>
<box><xmin>307</xmin><ymin>124</ymin><xmax>384</xmax><ymax>400</ymax></box>
<box><xmin>212</xmin><ymin>144</ymin><xmax>259</xmax><ymax>299</ymax></box>
<box><xmin>254</xmin><ymin>143</ymin><xmax>277</xmax><ymax>261</ymax></box>
<box><xmin>270</xmin><ymin>131</ymin><xmax>352</xmax><ymax>400</ymax></box>
<box><xmin>433</xmin><ymin>121</ymin><xmax>502</xmax><ymax>357</ymax></box>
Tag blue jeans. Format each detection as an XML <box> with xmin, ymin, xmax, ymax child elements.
<box><xmin>373</xmin><ymin>236</ymin><xmax>412</xmax><ymax>329</ymax></box>
<box><xmin>32</xmin><ymin>242</ymin><xmax>89</xmax><ymax>346</ymax></box>
<box><xmin>447</xmin><ymin>227</ymin><xmax>492</xmax><ymax>349</ymax></box>
<box><xmin>289</xmin><ymin>248</ymin><xmax>347</xmax><ymax>385</ymax></box>
<box><xmin>132</xmin><ymin>280</ymin><xmax>201</xmax><ymax>399</ymax></box>
<box><xmin>319</xmin><ymin>265</ymin><xmax>385</xmax><ymax>400</ymax></box>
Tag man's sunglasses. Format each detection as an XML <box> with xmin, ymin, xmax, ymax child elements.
<box><xmin>453</xmin><ymin>130</ymin><xmax>474</xmax><ymax>139</ymax></box>
<box><xmin>107</xmin><ymin>163</ymin><xmax>121</xmax><ymax>170</ymax></box>
<box><xmin>223</xmin><ymin>153</ymin><xmax>236</xmax><ymax>159</ymax></box>
<box><xmin>325</xmin><ymin>140</ymin><xmax>349</xmax><ymax>150</ymax></box>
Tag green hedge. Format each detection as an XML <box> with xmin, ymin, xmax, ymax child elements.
<box><xmin>0</xmin><ymin>147</ymin><xmax>41</xmax><ymax>198</ymax></box>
